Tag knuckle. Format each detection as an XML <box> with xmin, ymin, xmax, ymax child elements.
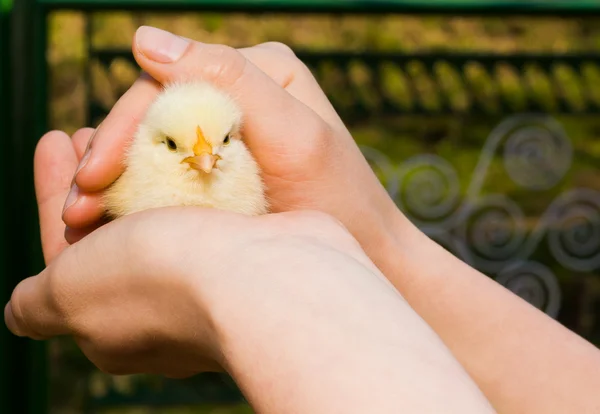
<box><xmin>282</xmin><ymin>54</ymin><xmax>314</xmax><ymax>81</ymax></box>
<box><xmin>8</xmin><ymin>284</ymin><xmax>28</xmax><ymax>335</ymax></box>
<box><xmin>255</xmin><ymin>41</ymin><xmax>314</xmax><ymax>86</ymax></box>
<box><xmin>276</xmin><ymin>52</ymin><xmax>313</xmax><ymax>81</ymax></box>
<box><xmin>261</xmin><ymin>41</ymin><xmax>297</xmax><ymax>58</ymax></box>
<box><xmin>9</xmin><ymin>277</ymin><xmax>51</xmax><ymax>339</ymax></box>
<box><xmin>198</xmin><ymin>43</ymin><xmax>247</xmax><ymax>86</ymax></box>
<box><xmin>290</xmin><ymin>56</ymin><xmax>313</xmax><ymax>78</ymax></box>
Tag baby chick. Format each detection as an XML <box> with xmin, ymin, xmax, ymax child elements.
<box><xmin>103</xmin><ymin>81</ymin><xmax>268</xmax><ymax>218</ymax></box>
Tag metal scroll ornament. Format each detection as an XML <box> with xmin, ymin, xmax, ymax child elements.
<box><xmin>361</xmin><ymin>115</ymin><xmax>600</xmax><ymax>318</ymax></box>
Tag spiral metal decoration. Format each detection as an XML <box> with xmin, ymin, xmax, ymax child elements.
<box><xmin>502</xmin><ymin>122</ymin><xmax>572</xmax><ymax>191</ymax></box>
<box><xmin>455</xmin><ymin>195</ymin><xmax>527</xmax><ymax>272</ymax></box>
<box><xmin>547</xmin><ymin>189</ymin><xmax>600</xmax><ymax>272</ymax></box>
<box><xmin>495</xmin><ymin>261</ymin><xmax>562</xmax><ymax>318</ymax></box>
<box><xmin>396</xmin><ymin>154</ymin><xmax>461</xmax><ymax>223</ymax></box>
<box><xmin>356</xmin><ymin>116</ymin><xmax>597</xmax><ymax>318</ymax></box>
<box><xmin>465</xmin><ymin>115</ymin><xmax>571</xmax><ymax>199</ymax></box>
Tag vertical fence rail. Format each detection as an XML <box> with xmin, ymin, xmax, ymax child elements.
<box><xmin>0</xmin><ymin>0</ymin><xmax>10</xmax><ymax>411</ymax></box>
<box><xmin>3</xmin><ymin>0</ymin><xmax>48</xmax><ymax>412</ymax></box>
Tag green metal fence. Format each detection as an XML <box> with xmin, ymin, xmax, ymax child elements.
<box><xmin>0</xmin><ymin>4</ymin><xmax>10</xmax><ymax>414</ymax></box>
<box><xmin>3</xmin><ymin>1</ymin><xmax>600</xmax><ymax>413</ymax></box>
<box><xmin>32</xmin><ymin>0</ymin><xmax>600</xmax><ymax>13</ymax></box>
<box><xmin>2</xmin><ymin>0</ymin><xmax>48</xmax><ymax>413</ymax></box>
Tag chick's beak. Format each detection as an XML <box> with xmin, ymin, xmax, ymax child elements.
<box><xmin>183</xmin><ymin>153</ymin><xmax>220</xmax><ymax>173</ymax></box>
<box><xmin>182</xmin><ymin>125</ymin><xmax>221</xmax><ymax>174</ymax></box>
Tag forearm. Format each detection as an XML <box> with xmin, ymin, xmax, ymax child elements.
<box><xmin>210</xmin><ymin>239</ymin><xmax>494</xmax><ymax>414</ymax></box>
<box><xmin>374</xmin><ymin>212</ymin><xmax>600</xmax><ymax>413</ymax></box>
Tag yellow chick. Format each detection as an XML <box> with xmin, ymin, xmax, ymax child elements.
<box><xmin>103</xmin><ymin>81</ymin><xmax>268</xmax><ymax>218</ymax></box>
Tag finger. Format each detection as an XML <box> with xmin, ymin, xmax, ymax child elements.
<box><xmin>62</xmin><ymin>191</ymin><xmax>106</xmax><ymax>230</ymax></box>
<box><xmin>72</xmin><ymin>128</ymin><xmax>95</xmax><ymax>160</ymax></box>
<box><xmin>238</xmin><ymin>43</ymin><xmax>344</xmax><ymax>129</ymax></box>
<box><xmin>63</xmin><ymin>128</ymin><xmax>105</xmax><ymax>229</ymax></box>
<box><xmin>74</xmin><ymin>73</ymin><xmax>161</xmax><ymax>192</ymax></box>
<box><xmin>34</xmin><ymin>131</ymin><xmax>80</xmax><ymax>264</ymax></box>
<box><xmin>5</xmin><ymin>215</ymin><xmax>133</xmax><ymax>340</ymax></box>
<box><xmin>131</xmin><ymin>26</ymin><xmax>331</xmax><ymax>172</ymax></box>
<box><xmin>6</xmin><ymin>207</ymin><xmax>251</xmax><ymax>342</ymax></box>
<box><xmin>5</xmin><ymin>272</ymin><xmax>68</xmax><ymax>339</ymax></box>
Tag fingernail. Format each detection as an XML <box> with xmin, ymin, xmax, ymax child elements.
<box><xmin>63</xmin><ymin>184</ymin><xmax>79</xmax><ymax>215</ymax></box>
<box><xmin>84</xmin><ymin>123</ymin><xmax>100</xmax><ymax>153</ymax></box>
<box><xmin>75</xmin><ymin>149</ymin><xmax>92</xmax><ymax>177</ymax></box>
<box><xmin>4</xmin><ymin>302</ymin><xmax>23</xmax><ymax>337</ymax></box>
<box><xmin>75</xmin><ymin>125</ymin><xmax>99</xmax><ymax>178</ymax></box>
<box><xmin>136</xmin><ymin>26</ymin><xmax>190</xmax><ymax>63</ymax></box>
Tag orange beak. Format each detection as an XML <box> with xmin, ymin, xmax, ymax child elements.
<box><xmin>182</xmin><ymin>126</ymin><xmax>220</xmax><ymax>174</ymax></box>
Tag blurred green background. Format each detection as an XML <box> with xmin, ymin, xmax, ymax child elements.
<box><xmin>3</xmin><ymin>2</ymin><xmax>600</xmax><ymax>413</ymax></box>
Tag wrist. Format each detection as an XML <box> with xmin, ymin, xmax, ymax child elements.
<box><xmin>202</xmin><ymin>234</ymin><xmax>494</xmax><ymax>413</ymax></box>
<box><xmin>366</xmin><ymin>201</ymin><xmax>478</xmax><ymax>301</ymax></box>
<box><xmin>360</xmin><ymin>201</ymin><xmax>421</xmax><ymax>280</ymax></box>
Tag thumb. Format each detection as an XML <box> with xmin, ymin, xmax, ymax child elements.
<box><xmin>132</xmin><ymin>26</ymin><xmax>330</xmax><ymax>163</ymax></box>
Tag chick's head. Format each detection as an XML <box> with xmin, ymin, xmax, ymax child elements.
<box><xmin>131</xmin><ymin>81</ymin><xmax>246</xmax><ymax>180</ymax></box>
<box><xmin>104</xmin><ymin>80</ymin><xmax>268</xmax><ymax>219</ymax></box>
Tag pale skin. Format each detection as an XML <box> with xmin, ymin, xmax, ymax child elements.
<box><xmin>5</xmin><ymin>25</ymin><xmax>600</xmax><ymax>412</ymax></box>
<box><xmin>7</xmin><ymin>132</ymin><xmax>494</xmax><ymax>412</ymax></box>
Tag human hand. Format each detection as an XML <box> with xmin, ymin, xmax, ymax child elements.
<box><xmin>7</xmin><ymin>130</ymin><xmax>496</xmax><ymax>413</ymax></box>
<box><xmin>6</xmin><ymin>130</ymin><xmax>374</xmax><ymax>378</ymax></box>
<box><xmin>62</xmin><ymin>26</ymin><xmax>403</xmax><ymax>265</ymax></box>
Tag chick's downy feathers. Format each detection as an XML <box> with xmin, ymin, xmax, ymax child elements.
<box><xmin>103</xmin><ymin>81</ymin><xmax>268</xmax><ymax>218</ymax></box>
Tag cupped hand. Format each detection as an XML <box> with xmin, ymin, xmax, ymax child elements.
<box><xmin>6</xmin><ymin>130</ymin><xmax>373</xmax><ymax>378</ymax></box>
<box><xmin>62</xmin><ymin>26</ymin><xmax>402</xmax><ymax>262</ymax></box>
<box><xmin>7</xmin><ymin>131</ymin><xmax>495</xmax><ymax>413</ymax></box>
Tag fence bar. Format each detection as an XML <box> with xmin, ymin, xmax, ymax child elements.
<box><xmin>4</xmin><ymin>0</ymin><xmax>48</xmax><ymax>412</ymax></box>
<box><xmin>0</xmin><ymin>2</ymin><xmax>11</xmax><ymax>411</ymax></box>
<box><xmin>35</xmin><ymin>0</ymin><xmax>600</xmax><ymax>14</ymax></box>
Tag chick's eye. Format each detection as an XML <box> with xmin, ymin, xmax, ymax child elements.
<box><xmin>223</xmin><ymin>134</ymin><xmax>231</xmax><ymax>146</ymax></box>
<box><xmin>165</xmin><ymin>138</ymin><xmax>177</xmax><ymax>151</ymax></box>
